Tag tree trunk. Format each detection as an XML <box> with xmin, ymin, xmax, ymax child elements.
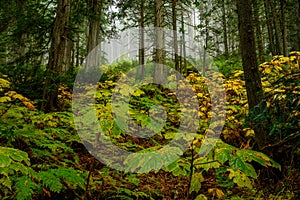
<box><xmin>16</xmin><ymin>0</ymin><xmax>27</xmax><ymax>64</ymax></box>
<box><xmin>252</xmin><ymin>0</ymin><xmax>265</xmax><ymax>63</ymax></box>
<box><xmin>41</xmin><ymin>0</ymin><xmax>71</xmax><ymax>111</ymax></box>
<box><xmin>280</xmin><ymin>0</ymin><xmax>288</xmax><ymax>56</ymax></box>
<box><xmin>264</xmin><ymin>0</ymin><xmax>276</xmax><ymax>56</ymax></box>
<box><xmin>268</xmin><ymin>0</ymin><xmax>283</xmax><ymax>54</ymax></box>
<box><xmin>236</xmin><ymin>0</ymin><xmax>267</xmax><ymax>149</ymax></box>
<box><xmin>172</xmin><ymin>0</ymin><xmax>179</xmax><ymax>73</ymax></box>
<box><xmin>137</xmin><ymin>1</ymin><xmax>145</xmax><ymax>80</ymax></box>
<box><xmin>221</xmin><ymin>0</ymin><xmax>229</xmax><ymax>59</ymax></box>
<box><xmin>202</xmin><ymin>16</ymin><xmax>209</xmax><ymax>76</ymax></box>
<box><xmin>215</xmin><ymin>34</ymin><xmax>221</xmax><ymax>56</ymax></box>
<box><xmin>86</xmin><ymin>0</ymin><xmax>102</xmax><ymax>69</ymax></box>
<box><xmin>63</xmin><ymin>39</ymin><xmax>73</xmax><ymax>71</ymax></box>
<box><xmin>298</xmin><ymin>0</ymin><xmax>300</xmax><ymax>50</ymax></box>
<box><xmin>181</xmin><ymin>9</ymin><xmax>187</xmax><ymax>76</ymax></box>
<box><xmin>75</xmin><ymin>33</ymin><xmax>80</xmax><ymax>67</ymax></box>
<box><xmin>154</xmin><ymin>0</ymin><xmax>166</xmax><ymax>84</ymax></box>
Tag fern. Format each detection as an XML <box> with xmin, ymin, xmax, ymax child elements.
<box><xmin>14</xmin><ymin>176</ymin><xmax>36</xmax><ymax>200</ymax></box>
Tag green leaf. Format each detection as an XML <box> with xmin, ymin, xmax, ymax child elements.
<box><xmin>8</xmin><ymin>148</ymin><xmax>30</xmax><ymax>165</ymax></box>
<box><xmin>214</xmin><ymin>148</ymin><xmax>232</xmax><ymax>164</ymax></box>
<box><xmin>237</xmin><ymin>150</ymin><xmax>281</xmax><ymax>170</ymax></box>
<box><xmin>233</xmin><ymin>170</ymin><xmax>253</xmax><ymax>189</ymax></box>
<box><xmin>229</xmin><ymin>157</ymin><xmax>246</xmax><ymax>172</ymax></box>
<box><xmin>0</xmin><ymin>155</ymin><xmax>11</xmax><ymax>168</ymax></box>
<box><xmin>194</xmin><ymin>156</ymin><xmax>221</xmax><ymax>171</ymax></box>
<box><xmin>242</xmin><ymin>163</ymin><xmax>258</xmax><ymax>179</ymax></box>
<box><xmin>194</xmin><ymin>194</ymin><xmax>208</xmax><ymax>200</ymax></box>
<box><xmin>38</xmin><ymin>171</ymin><xmax>63</xmax><ymax>192</ymax></box>
<box><xmin>126</xmin><ymin>174</ymin><xmax>139</xmax><ymax>186</ymax></box>
<box><xmin>0</xmin><ymin>176</ymin><xmax>12</xmax><ymax>190</ymax></box>
<box><xmin>189</xmin><ymin>172</ymin><xmax>204</xmax><ymax>193</ymax></box>
<box><xmin>15</xmin><ymin>176</ymin><xmax>35</xmax><ymax>200</ymax></box>
<box><xmin>132</xmin><ymin>89</ymin><xmax>145</xmax><ymax>97</ymax></box>
<box><xmin>125</xmin><ymin>146</ymin><xmax>183</xmax><ymax>173</ymax></box>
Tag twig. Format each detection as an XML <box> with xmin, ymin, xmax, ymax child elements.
<box><xmin>84</xmin><ymin>157</ymin><xmax>95</xmax><ymax>200</ymax></box>
<box><xmin>261</xmin><ymin>131</ymin><xmax>300</xmax><ymax>150</ymax></box>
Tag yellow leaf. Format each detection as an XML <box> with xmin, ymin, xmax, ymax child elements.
<box><xmin>215</xmin><ymin>188</ymin><xmax>224</xmax><ymax>199</ymax></box>
<box><xmin>245</xmin><ymin>129</ymin><xmax>255</xmax><ymax>137</ymax></box>
<box><xmin>233</xmin><ymin>70</ymin><xmax>243</xmax><ymax>77</ymax></box>
<box><xmin>264</xmin><ymin>87</ymin><xmax>272</xmax><ymax>93</ymax></box>
<box><xmin>274</xmin><ymin>65</ymin><xmax>283</xmax><ymax>71</ymax></box>
<box><xmin>228</xmin><ymin>168</ymin><xmax>235</xmax><ymax>179</ymax></box>
<box><xmin>198</xmin><ymin>111</ymin><xmax>205</xmax><ymax>117</ymax></box>
<box><xmin>264</xmin><ymin>67</ymin><xmax>272</xmax><ymax>74</ymax></box>
<box><xmin>23</xmin><ymin>101</ymin><xmax>35</xmax><ymax>111</ymax></box>
<box><xmin>262</xmin><ymin>81</ymin><xmax>270</xmax><ymax>87</ymax></box>
<box><xmin>208</xmin><ymin>188</ymin><xmax>214</xmax><ymax>194</ymax></box>
<box><xmin>201</xmin><ymin>107</ymin><xmax>207</xmax><ymax>112</ymax></box>
<box><xmin>197</xmin><ymin>93</ymin><xmax>203</xmax><ymax>98</ymax></box>
<box><xmin>0</xmin><ymin>96</ymin><xmax>11</xmax><ymax>103</ymax></box>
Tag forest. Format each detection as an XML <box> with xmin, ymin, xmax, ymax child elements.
<box><xmin>0</xmin><ymin>0</ymin><xmax>300</xmax><ymax>199</ymax></box>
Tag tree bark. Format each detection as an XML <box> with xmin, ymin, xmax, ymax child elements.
<box><xmin>298</xmin><ymin>0</ymin><xmax>300</xmax><ymax>50</ymax></box>
<box><xmin>264</xmin><ymin>0</ymin><xmax>276</xmax><ymax>56</ymax></box>
<box><xmin>42</xmin><ymin>0</ymin><xmax>71</xmax><ymax>111</ymax></box>
<box><xmin>181</xmin><ymin>9</ymin><xmax>187</xmax><ymax>75</ymax></box>
<box><xmin>280</xmin><ymin>0</ymin><xmax>288</xmax><ymax>56</ymax></box>
<box><xmin>268</xmin><ymin>0</ymin><xmax>283</xmax><ymax>54</ymax></box>
<box><xmin>221</xmin><ymin>0</ymin><xmax>229</xmax><ymax>59</ymax></box>
<box><xmin>172</xmin><ymin>0</ymin><xmax>179</xmax><ymax>73</ymax></box>
<box><xmin>236</xmin><ymin>0</ymin><xmax>267</xmax><ymax>149</ymax></box>
<box><xmin>154</xmin><ymin>0</ymin><xmax>166</xmax><ymax>84</ymax></box>
<box><xmin>137</xmin><ymin>1</ymin><xmax>145</xmax><ymax>80</ymax></box>
<box><xmin>86</xmin><ymin>0</ymin><xmax>102</xmax><ymax>69</ymax></box>
<box><xmin>252</xmin><ymin>0</ymin><xmax>265</xmax><ymax>63</ymax></box>
<box><xmin>202</xmin><ymin>15</ymin><xmax>209</xmax><ymax>76</ymax></box>
<box><xmin>16</xmin><ymin>0</ymin><xmax>27</xmax><ymax>64</ymax></box>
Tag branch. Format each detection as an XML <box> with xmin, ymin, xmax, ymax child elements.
<box><xmin>261</xmin><ymin>131</ymin><xmax>300</xmax><ymax>150</ymax></box>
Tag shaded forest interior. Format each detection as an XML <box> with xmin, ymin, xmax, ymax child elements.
<box><xmin>0</xmin><ymin>0</ymin><xmax>300</xmax><ymax>199</ymax></box>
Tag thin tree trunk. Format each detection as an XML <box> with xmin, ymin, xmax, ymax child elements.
<box><xmin>71</xmin><ymin>41</ymin><xmax>75</xmax><ymax>68</ymax></box>
<box><xmin>172</xmin><ymin>0</ymin><xmax>179</xmax><ymax>73</ymax></box>
<box><xmin>137</xmin><ymin>1</ymin><xmax>145</xmax><ymax>80</ymax></box>
<box><xmin>63</xmin><ymin>39</ymin><xmax>73</xmax><ymax>71</ymax></box>
<box><xmin>76</xmin><ymin>33</ymin><xmax>80</xmax><ymax>67</ymax></box>
<box><xmin>202</xmin><ymin>16</ymin><xmax>209</xmax><ymax>76</ymax></box>
<box><xmin>264</xmin><ymin>0</ymin><xmax>276</xmax><ymax>56</ymax></box>
<box><xmin>268</xmin><ymin>0</ymin><xmax>283</xmax><ymax>54</ymax></box>
<box><xmin>236</xmin><ymin>0</ymin><xmax>267</xmax><ymax>149</ymax></box>
<box><xmin>16</xmin><ymin>0</ymin><xmax>26</xmax><ymax>64</ymax></box>
<box><xmin>216</xmin><ymin>34</ymin><xmax>221</xmax><ymax>56</ymax></box>
<box><xmin>154</xmin><ymin>0</ymin><xmax>166</xmax><ymax>84</ymax></box>
<box><xmin>181</xmin><ymin>9</ymin><xmax>187</xmax><ymax>76</ymax></box>
<box><xmin>42</xmin><ymin>0</ymin><xmax>71</xmax><ymax>111</ymax></box>
<box><xmin>221</xmin><ymin>0</ymin><xmax>229</xmax><ymax>59</ymax></box>
<box><xmin>252</xmin><ymin>0</ymin><xmax>265</xmax><ymax>63</ymax></box>
<box><xmin>280</xmin><ymin>0</ymin><xmax>288</xmax><ymax>56</ymax></box>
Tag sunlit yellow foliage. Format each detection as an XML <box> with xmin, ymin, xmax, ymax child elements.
<box><xmin>0</xmin><ymin>78</ymin><xmax>10</xmax><ymax>92</ymax></box>
<box><xmin>0</xmin><ymin>77</ymin><xmax>35</xmax><ymax>110</ymax></box>
<box><xmin>5</xmin><ymin>91</ymin><xmax>35</xmax><ymax>110</ymax></box>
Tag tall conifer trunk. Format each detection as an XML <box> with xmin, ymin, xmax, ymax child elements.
<box><xmin>236</xmin><ymin>0</ymin><xmax>267</xmax><ymax>149</ymax></box>
<box><xmin>42</xmin><ymin>0</ymin><xmax>71</xmax><ymax>111</ymax></box>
